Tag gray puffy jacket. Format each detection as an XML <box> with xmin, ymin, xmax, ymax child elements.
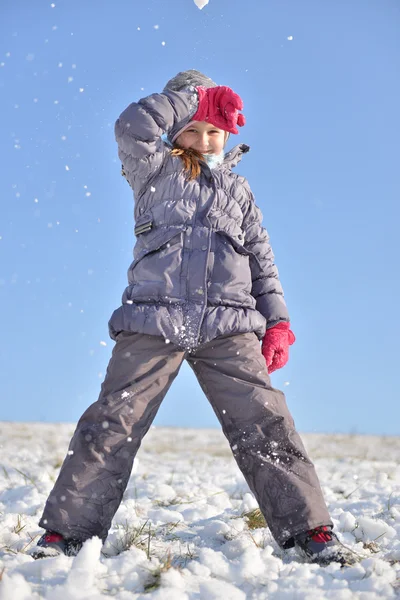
<box><xmin>109</xmin><ymin>88</ymin><xmax>289</xmax><ymax>350</ymax></box>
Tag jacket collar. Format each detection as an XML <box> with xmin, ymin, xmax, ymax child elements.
<box><xmin>220</xmin><ymin>143</ymin><xmax>250</xmax><ymax>170</ymax></box>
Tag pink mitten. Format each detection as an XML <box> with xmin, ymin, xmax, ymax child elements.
<box><xmin>192</xmin><ymin>85</ymin><xmax>246</xmax><ymax>134</ymax></box>
<box><xmin>262</xmin><ymin>322</ymin><xmax>296</xmax><ymax>374</ymax></box>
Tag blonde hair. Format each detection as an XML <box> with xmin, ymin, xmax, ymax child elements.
<box><xmin>170</xmin><ymin>146</ymin><xmax>204</xmax><ymax>181</ymax></box>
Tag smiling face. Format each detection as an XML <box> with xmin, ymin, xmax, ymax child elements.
<box><xmin>176</xmin><ymin>121</ymin><xmax>227</xmax><ymax>155</ymax></box>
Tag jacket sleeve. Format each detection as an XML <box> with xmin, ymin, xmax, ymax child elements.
<box><xmin>242</xmin><ymin>183</ymin><xmax>290</xmax><ymax>329</ymax></box>
<box><xmin>115</xmin><ymin>89</ymin><xmax>198</xmax><ymax>195</ymax></box>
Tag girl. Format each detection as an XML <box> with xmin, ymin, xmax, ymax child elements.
<box><xmin>32</xmin><ymin>70</ymin><xmax>352</xmax><ymax>566</ymax></box>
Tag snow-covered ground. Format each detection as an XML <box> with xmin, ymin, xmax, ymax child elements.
<box><xmin>0</xmin><ymin>423</ymin><xmax>399</xmax><ymax>599</ymax></box>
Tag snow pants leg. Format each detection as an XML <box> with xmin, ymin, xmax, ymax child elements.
<box><xmin>39</xmin><ymin>331</ymin><xmax>332</xmax><ymax>548</ymax></box>
<box><xmin>187</xmin><ymin>332</ymin><xmax>332</xmax><ymax>548</ymax></box>
<box><xmin>39</xmin><ymin>332</ymin><xmax>185</xmax><ymax>542</ymax></box>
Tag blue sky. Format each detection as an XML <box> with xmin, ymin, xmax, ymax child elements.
<box><xmin>0</xmin><ymin>0</ymin><xmax>399</xmax><ymax>435</ymax></box>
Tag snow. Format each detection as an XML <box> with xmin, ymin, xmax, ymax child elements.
<box><xmin>0</xmin><ymin>423</ymin><xmax>399</xmax><ymax>599</ymax></box>
<box><xmin>193</xmin><ymin>0</ymin><xmax>210</xmax><ymax>9</ymax></box>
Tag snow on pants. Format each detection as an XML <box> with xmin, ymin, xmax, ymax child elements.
<box><xmin>39</xmin><ymin>331</ymin><xmax>332</xmax><ymax>548</ymax></box>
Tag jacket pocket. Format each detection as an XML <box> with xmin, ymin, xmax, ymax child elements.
<box><xmin>217</xmin><ymin>230</ymin><xmax>255</xmax><ymax>271</ymax></box>
<box><xmin>217</xmin><ymin>230</ymin><xmax>261</xmax><ymax>270</ymax></box>
<box><xmin>207</xmin><ymin>231</ymin><xmax>256</xmax><ymax>308</ymax></box>
<box><xmin>127</xmin><ymin>227</ymin><xmax>184</xmax><ymax>301</ymax></box>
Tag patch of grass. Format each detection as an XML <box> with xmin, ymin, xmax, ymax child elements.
<box><xmin>0</xmin><ymin>545</ymin><xmax>18</xmax><ymax>555</ymax></box>
<box><xmin>153</xmin><ymin>491</ymin><xmax>225</xmax><ymax>508</ymax></box>
<box><xmin>12</xmin><ymin>515</ymin><xmax>26</xmax><ymax>535</ymax></box>
<box><xmin>12</xmin><ymin>466</ymin><xmax>39</xmax><ymax>490</ymax></box>
<box><xmin>22</xmin><ymin>533</ymin><xmax>40</xmax><ymax>554</ymax></box>
<box><xmin>159</xmin><ymin>520</ymin><xmax>183</xmax><ymax>541</ymax></box>
<box><xmin>105</xmin><ymin>517</ymin><xmax>194</xmax><ymax>575</ymax></box>
<box><xmin>1</xmin><ymin>532</ymin><xmax>39</xmax><ymax>556</ymax></box>
<box><xmin>344</xmin><ymin>479</ymin><xmax>370</xmax><ymax>499</ymax></box>
<box><xmin>242</xmin><ymin>508</ymin><xmax>266</xmax><ymax>530</ymax></box>
<box><xmin>105</xmin><ymin>519</ymin><xmax>169</xmax><ymax>560</ymax></box>
<box><xmin>143</xmin><ymin>551</ymin><xmax>174</xmax><ymax>592</ymax></box>
<box><xmin>109</xmin><ymin>519</ymin><xmax>153</xmax><ymax>557</ymax></box>
<box><xmin>153</xmin><ymin>497</ymin><xmax>185</xmax><ymax>508</ymax></box>
<box><xmin>363</xmin><ymin>541</ymin><xmax>380</xmax><ymax>554</ymax></box>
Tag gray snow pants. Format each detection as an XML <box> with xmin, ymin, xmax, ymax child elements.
<box><xmin>39</xmin><ymin>332</ymin><xmax>332</xmax><ymax>548</ymax></box>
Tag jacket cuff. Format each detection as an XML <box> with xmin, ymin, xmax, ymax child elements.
<box><xmin>255</xmin><ymin>293</ymin><xmax>290</xmax><ymax>328</ymax></box>
<box><xmin>163</xmin><ymin>88</ymin><xmax>199</xmax><ymax>143</ymax></box>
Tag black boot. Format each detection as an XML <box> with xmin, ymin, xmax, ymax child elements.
<box><xmin>31</xmin><ymin>531</ymin><xmax>83</xmax><ymax>559</ymax></box>
<box><xmin>294</xmin><ymin>526</ymin><xmax>357</xmax><ymax>566</ymax></box>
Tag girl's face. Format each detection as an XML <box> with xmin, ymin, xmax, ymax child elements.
<box><xmin>176</xmin><ymin>121</ymin><xmax>227</xmax><ymax>155</ymax></box>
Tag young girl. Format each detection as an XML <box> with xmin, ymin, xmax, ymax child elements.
<box><xmin>32</xmin><ymin>70</ymin><xmax>352</xmax><ymax>566</ymax></box>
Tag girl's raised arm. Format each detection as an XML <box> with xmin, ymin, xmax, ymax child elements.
<box><xmin>115</xmin><ymin>88</ymin><xmax>198</xmax><ymax>194</ymax></box>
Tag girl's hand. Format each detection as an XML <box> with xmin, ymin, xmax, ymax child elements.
<box><xmin>262</xmin><ymin>322</ymin><xmax>296</xmax><ymax>374</ymax></box>
<box><xmin>192</xmin><ymin>85</ymin><xmax>246</xmax><ymax>134</ymax></box>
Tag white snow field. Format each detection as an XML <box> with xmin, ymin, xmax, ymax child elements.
<box><xmin>0</xmin><ymin>423</ymin><xmax>399</xmax><ymax>599</ymax></box>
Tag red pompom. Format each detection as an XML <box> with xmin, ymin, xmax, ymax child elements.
<box><xmin>237</xmin><ymin>113</ymin><xmax>246</xmax><ymax>127</ymax></box>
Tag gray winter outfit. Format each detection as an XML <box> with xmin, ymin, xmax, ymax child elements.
<box><xmin>108</xmin><ymin>73</ymin><xmax>289</xmax><ymax>351</ymax></box>
<box><xmin>38</xmin><ymin>71</ymin><xmax>332</xmax><ymax>549</ymax></box>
